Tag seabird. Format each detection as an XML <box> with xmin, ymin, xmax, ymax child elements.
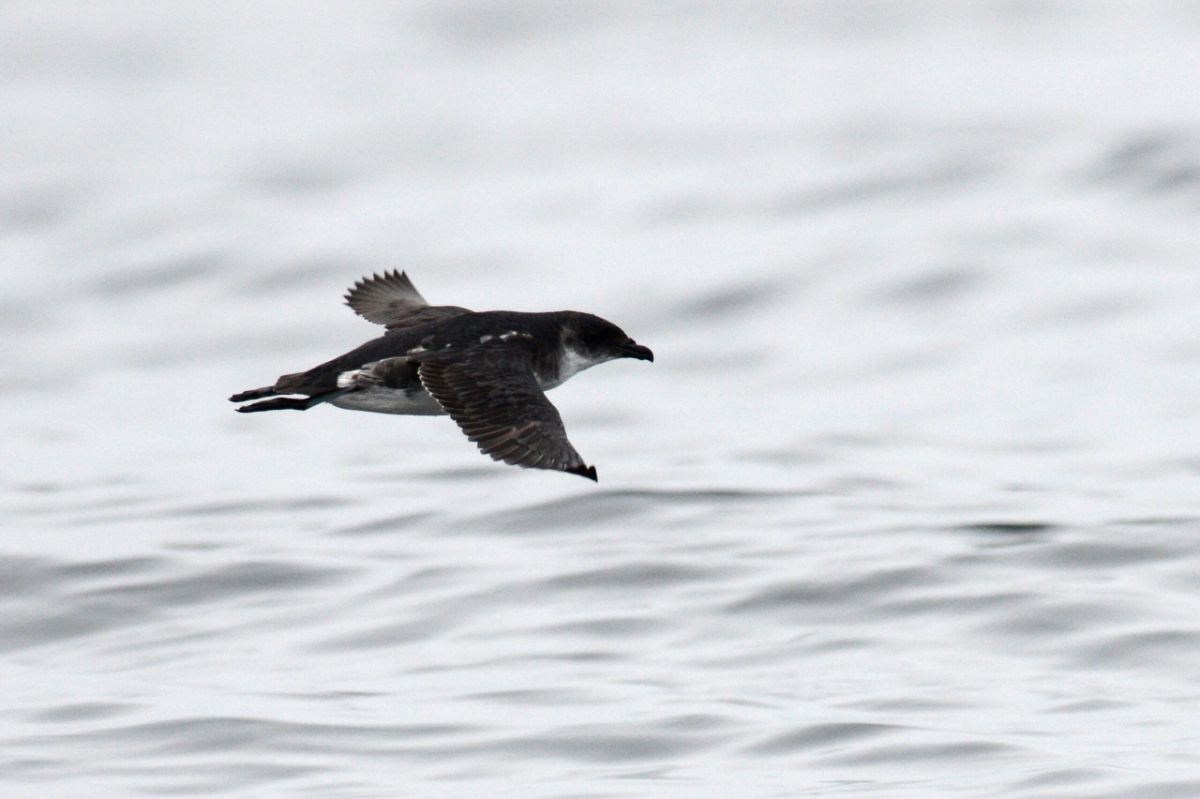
<box><xmin>229</xmin><ymin>271</ymin><xmax>653</xmax><ymax>480</ymax></box>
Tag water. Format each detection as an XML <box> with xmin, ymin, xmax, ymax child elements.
<box><xmin>3</xmin><ymin>2</ymin><xmax>1200</xmax><ymax>796</ymax></box>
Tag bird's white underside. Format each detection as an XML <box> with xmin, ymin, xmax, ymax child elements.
<box><xmin>539</xmin><ymin>345</ymin><xmax>608</xmax><ymax>390</ymax></box>
<box><xmin>331</xmin><ymin>338</ymin><xmax>609</xmax><ymax>415</ymax></box>
<box><xmin>330</xmin><ymin>385</ymin><xmax>443</xmax><ymax>415</ymax></box>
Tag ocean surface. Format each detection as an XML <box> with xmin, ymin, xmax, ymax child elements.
<box><xmin>3</xmin><ymin>2</ymin><xmax>1200</xmax><ymax>797</ymax></box>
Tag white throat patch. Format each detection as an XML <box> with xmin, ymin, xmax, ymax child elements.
<box><xmin>561</xmin><ymin>347</ymin><xmax>597</xmax><ymax>379</ymax></box>
<box><xmin>544</xmin><ymin>345</ymin><xmax>607</xmax><ymax>390</ymax></box>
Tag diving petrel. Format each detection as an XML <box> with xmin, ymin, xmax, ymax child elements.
<box><xmin>229</xmin><ymin>271</ymin><xmax>653</xmax><ymax>480</ymax></box>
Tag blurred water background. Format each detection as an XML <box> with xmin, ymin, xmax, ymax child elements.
<box><xmin>3</xmin><ymin>2</ymin><xmax>1200</xmax><ymax>797</ymax></box>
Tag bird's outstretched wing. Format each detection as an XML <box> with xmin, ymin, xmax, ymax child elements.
<box><xmin>416</xmin><ymin>343</ymin><xmax>597</xmax><ymax>480</ymax></box>
<box><xmin>344</xmin><ymin>271</ymin><xmax>471</xmax><ymax>330</ymax></box>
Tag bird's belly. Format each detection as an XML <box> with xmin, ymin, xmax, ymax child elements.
<box><xmin>330</xmin><ymin>386</ymin><xmax>444</xmax><ymax>416</ymax></box>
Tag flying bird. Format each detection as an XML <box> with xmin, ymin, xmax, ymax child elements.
<box><xmin>230</xmin><ymin>271</ymin><xmax>653</xmax><ymax>480</ymax></box>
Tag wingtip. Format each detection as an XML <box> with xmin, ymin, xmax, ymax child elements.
<box><xmin>345</xmin><ymin>270</ymin><xmax>414</xmax><ymax>299</ymax></box>
<box><xmin>567</xmin><ymin>464</ymin><xmax>598</xmax><ymax>482</ymax></box>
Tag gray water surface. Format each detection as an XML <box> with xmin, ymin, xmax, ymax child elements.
<box><xmin>3</xmin><ymin>2</ymin><xmax>1200</xmax><ymax>797</ymax></box>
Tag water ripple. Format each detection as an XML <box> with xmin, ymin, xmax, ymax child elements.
<box><xmin>474</xmin><ymin>488</ymin><xmax>800</xmax><ymax>534</ymax></box>
<box><xmin>745</xmin><ymin>722</ymin><xmax>901</xmax><ymax>756</ymax></box>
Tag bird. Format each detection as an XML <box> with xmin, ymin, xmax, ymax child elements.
<box><xmin>229</xmin><ymin>271</ymin><xmax>653</xmax><ymax>481</ymax></box>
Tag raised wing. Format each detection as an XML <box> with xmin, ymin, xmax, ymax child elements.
<box><xmin>344</xmin><ymin>271</ymin><xmax>471</xmax><ymax>330</ymax></box>
<box><xmin>416</xmin><ymin>343</ymin><xmax>597</xmax><ymax>480</ymax></box>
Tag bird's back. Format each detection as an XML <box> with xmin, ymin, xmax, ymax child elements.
<box><xmin>272</xmin><ymin>310</ymin><xmax>567</xmax><ymax>396</ymax></box>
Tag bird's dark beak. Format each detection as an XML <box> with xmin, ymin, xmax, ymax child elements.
<box><xmin>619</xmin><ymin>341</ymin><xmax>654</xmax><ymax>362</ymax></box>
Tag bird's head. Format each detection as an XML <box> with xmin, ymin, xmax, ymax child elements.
<box><xmin>561</xmin><ymin>313</ymin><xmax>654</xmax><ymax>370</ymax></box>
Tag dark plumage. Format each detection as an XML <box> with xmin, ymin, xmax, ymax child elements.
<box><xmin>230</xmin><ymin>271</ymin><xmax>653</xmax><ymax>480</ymax></box>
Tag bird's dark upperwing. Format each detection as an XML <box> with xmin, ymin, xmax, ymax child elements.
<box><xmin>416</xmin><ymin>343</ymin><xmax>597</xmax><ymax>481</ymax></box>
<box><xmin>344</xmin><ymin>270</ymin><xmax>471</xmax><ymax>330</ymax></box>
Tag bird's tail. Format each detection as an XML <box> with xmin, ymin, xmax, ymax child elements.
<box><xmin>229</xmin><ymin>386</ymin><xmax>277</xmax><ymax>403</ymax></box>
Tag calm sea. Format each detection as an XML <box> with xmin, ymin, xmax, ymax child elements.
<box><xmin>2</xmin><ymin>2</ymin><xmax>1199</xmax><ymax>797</ymax></box>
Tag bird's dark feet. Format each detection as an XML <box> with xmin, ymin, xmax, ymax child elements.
<box><xmin>234</xmin><ymin>397</ymin><xmax>312</xmax><ymax>412</ymax></box>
